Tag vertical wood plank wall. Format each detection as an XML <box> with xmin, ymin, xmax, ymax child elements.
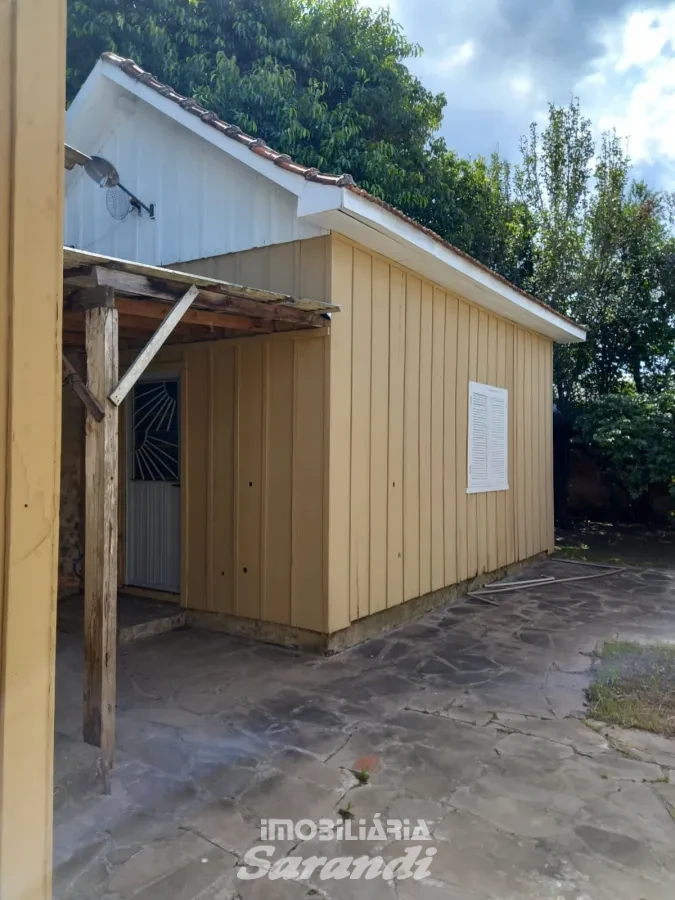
<box><xmin>149</xmin><ymin>333</ymin><xmax>328</xmax><ymax>632</ymax></box>
<box><xmin>176</xmin><ymin>235</ymin><xmax>332</xmax><ymax>298</ymax></box>
<box><xmin>151</xmin><ymin>239</ymin><xmax>332</xmax><ymax>632</ymax></box>
<box><xmin>328</xmin><ymin>236</ymin><xmax>554</xmax><ymax>632</ymax></box>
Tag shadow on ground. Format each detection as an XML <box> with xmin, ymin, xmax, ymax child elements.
<box><xmin>54</xmin><ymin>559</ymin><xmax>675</xmax><ymax>900</ymax></box>
<box><xmin>556</xmin><ymin>521</ymin><xmax>675</xmax><ymax>568</ymax></box>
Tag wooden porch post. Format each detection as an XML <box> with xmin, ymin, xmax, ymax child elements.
<box><xmin>83</xmin><ymin>289</ymin><xmax>119</xmax><ymax>764</ymax></box>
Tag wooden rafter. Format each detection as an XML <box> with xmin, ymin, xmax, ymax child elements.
<box><xmin>113</xmin><ymin>296</ymin><xmax>271</xmax><ymax>333</ymax></box>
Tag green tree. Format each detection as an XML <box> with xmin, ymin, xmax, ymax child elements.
<box><xmin>67</xmin><ymin>0</ymin><xmax>443</xmax><ymax>202</ymax></box>
<box><xmin>515</xmin><ymin>99</ymin><xmax>675</xmax><ymax>405</ymax></box>
<box><xmin>575</xmin><ymin>392</ymin><xmax>675</xmax><ymax>503</ymax></box>
<box><xmin>66</xmin><ymin>0</ymin><xmax>528</xmax><ymax>274</ymax></box>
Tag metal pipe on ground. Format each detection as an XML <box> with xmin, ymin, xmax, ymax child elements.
<box><xmin>469</xmin><ymin>566</ymin><xmax>625</xmax><ymax>597</ymax></box>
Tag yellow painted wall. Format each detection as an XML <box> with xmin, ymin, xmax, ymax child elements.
<box><xmin>0</xmin><ymin>0</ymin><xmax>66</xmax><ymax>897</ymax></box>
<box><xmin>158</xmin><ymin>239</ymin><xmax>330</xmax><ymax>630</ymax></box>
<box><xmin>327</xmin><ymin>236</ymin><xmax>554</xmax><ymax>632</ymax></box>
<box><xmin>126</xmin><ymin>233</ymin><xmax>554</xmax><ymax>636</ymax></box>
<box><xmin>146</xmin><ymin>330</ymin><xmax>329</xmax><ymax>633</ymax></box>
<box><xmin>176</xmin><ymin>235</ymin><xmax>332</xmax><ymax>301</ymax></box>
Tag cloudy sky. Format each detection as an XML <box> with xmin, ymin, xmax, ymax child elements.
<box><xmin>362</xmin><ymin>0</ymin><xmax>675</xmax><ymax>188</ymax></box>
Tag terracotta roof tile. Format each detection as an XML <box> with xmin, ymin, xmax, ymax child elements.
<box><xmin>100</xmin><ymin>52</ymin><xmax>584</xmax><ymax>332</ymax></box>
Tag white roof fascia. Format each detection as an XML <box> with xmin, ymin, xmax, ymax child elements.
<box><xmin>299</xmin><ymin>184</ymin><xmax>585</xmax><ymax>344</ymax></box>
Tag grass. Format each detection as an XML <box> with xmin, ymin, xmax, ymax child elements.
<box><xmin>353</xmin><ymin>768</ymin><xmax>371</xmax><ymax>785</ymax></box>
<box><xmin>586</xmin><ymin>640</ymin><xmax>675</xmax><ymax>737</ymax></box>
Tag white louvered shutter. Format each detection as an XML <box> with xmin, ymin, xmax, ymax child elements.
<box><xmin>467</xmin><ymin>382</ymin><xmax>509</xmax><ymax>493</ymax></box>
<box><xmin>488</xmin><ymin>386</ymin><xmax>508</xmax><ymax>490</ymax></box>
<box><xmin>467</xmin><ymin>382</ymin><xmax>490</xmax><ymax>491</ymax></box>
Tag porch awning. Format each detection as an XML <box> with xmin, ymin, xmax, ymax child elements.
<box><xmin>63</xmin><ymin>247</ymin><xmax>337</xmax><ymax>347</ymax></box>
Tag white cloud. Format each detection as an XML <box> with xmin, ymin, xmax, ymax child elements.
<box><xmin>420</xmin><ymin>40</ymin><xmax>475</xmax><ymax>76</ymax></box>
<box><xmin>510</xmin><ymin>74</ymin><xmax>534</xmax><ymax>98</ymax></box>
<box><xmin>356</xmin><ymin>0</ymin><xmax>675</xmax><ymax>186</ymax></box>
<box><xmin>582</xmin><ymin>6</ymin><xmax>675</xmax><ymax>183</ymax></box>
<box><xmin>615</xmin><ymin>8</ymin><xmax>675</xmax><ymax>71</ymax></box>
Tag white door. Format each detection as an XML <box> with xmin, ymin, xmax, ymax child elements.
<box><xmin>126</xmin><ymin>376</ymin><xmax>181</xmax><ymax>593</ymax></box>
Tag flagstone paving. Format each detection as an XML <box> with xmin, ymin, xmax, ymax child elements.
<box><xmin>53</xmin><ymin>559</ymin><xmax>675</xmax><ymax>899</ymax></box>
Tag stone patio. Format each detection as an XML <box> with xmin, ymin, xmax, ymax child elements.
<box><xmin>54</xmin><ymin>559</ymin><xmax>675</xmax><ymax>899</ymax></box>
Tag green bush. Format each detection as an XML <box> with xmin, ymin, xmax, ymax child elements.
<box><xmin>574</xmin><ymin>393</ymin><xmax>675</xmax><ymax>502</ymax></box>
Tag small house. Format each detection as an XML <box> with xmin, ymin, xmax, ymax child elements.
<box><xmin>64</xmin><ymin>53</ymin><xmax>585</xmax><ymax>655</ymax></box>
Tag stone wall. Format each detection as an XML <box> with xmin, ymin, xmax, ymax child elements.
<box><xmin>59</xmin><ymin>352</ymin><xmax>85</xmax><ymax>590</ymax></box>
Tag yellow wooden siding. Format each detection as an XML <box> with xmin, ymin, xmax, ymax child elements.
<box><xmin>152</xmin><ymin>241</ymin><xmax>332</xmax><ymax>630</ymax></box>
<box><xmin>403</xmin><ymin>275</ymin><xmax>421</xmax><ymax>603</ymax></box>
<box><xmin>326</xmin><ymin>239</ymin><xmax>353</xmax><ymax>632</ymax></box>
<box><xmin>350</xmin><ymin>250</ymin><xmax>372</xmax><ymax>620</ymax></box>
<box><xmin>263</xmin><ymin>341</ymin><xmax>293</xmax><ymax>624</ymax></box>
<box><xmin>291</xmin><ymin>336</ymin><xmax>326</xmax><ymax>631</ymax></box>
<box><xmin>443</xmin><ymin>295</ymin><xmax>458</xmax><ymax>585</ymax></box>
<box><xmin>369</xmin><ymin>258</ymin><xmax>390</xmax><ymax>614</ymax></box>
<box><xmin>176</xmin><ymin>235</ymin><xmax>331</xmax><ymax>301</ymax></box>
<box><xmin>386</xmin><ymin>269</ymin><xmax>405</xmax><ymax>612</ymax></box>
<box><xmin>328</xmin><ymin>236</ymin><xmax>554</xmax><ymax>627</ymax></box>
<box><xmin>147</xmin><ymin>332</ymin><xmax>328</xmax><ymax>632</ymax></box>
<box><xmin>185</xmin><ymin>346</ymin><xmax>209</xmax><ymax>609</ymax></box>
<box><xmin>455</xmin><ymin>300</ymin><xmax>470</xmax><ymax>582</ymax></box>
<box><xmin>431</xmin><ymin>289</ymin><xmax>446</xmax><ymax>592</ymax></box>
<box><xmin>419</xmin><ymin>282</ymin><xmax>433</xmax><ymax>597</ymax></box>
<box><xmin>0</xmin><ymin>0</ymin><xmax>66</xmax><ymax>895</ymax></box>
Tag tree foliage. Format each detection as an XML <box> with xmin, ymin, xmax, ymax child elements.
<box><xmin>514</xmin><ymin>100</ymin><xmax>675</xmax><ymax>407</ymax></box>
<box><xmin>66</xmin><ymin>0</ymin><xmax>526</xmax><ymax>272</ymax></box>
<box><xmin>513</xmin><ymin>102</ymin><xmax>675</xmax><ymax>509</ymax></box>
<box><xmin>575</xmin><ymin>393</ymin><xmax>675</xmax><ymax>501</ymax></box>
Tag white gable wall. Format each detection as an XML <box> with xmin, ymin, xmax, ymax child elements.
<box><xmin>65</xmin><ymin>90</ymin><xmax>325</xmax><ymax>266</ymax></box>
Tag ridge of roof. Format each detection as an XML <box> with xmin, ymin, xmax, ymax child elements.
<box><xmin>99</xmin><ymin>52</ymin><xmax>584</xmax><ymax>333</ymax></box>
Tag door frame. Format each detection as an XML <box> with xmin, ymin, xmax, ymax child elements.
<box><xmin>122</xmin><ymin>362</ymin><xmax>185</xmax><ymax>600</ymax></box>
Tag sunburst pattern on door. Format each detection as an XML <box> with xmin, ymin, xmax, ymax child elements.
<box><xmin>132</xmin><ymin>380</ymin><xmax>179</xmax><ymax>482</ymax></box>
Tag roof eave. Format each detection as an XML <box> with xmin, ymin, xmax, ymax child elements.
<box><xmin>299</xmin><ymin>186</ymin><xmax>585</xmax><ymax>344</ymax></box>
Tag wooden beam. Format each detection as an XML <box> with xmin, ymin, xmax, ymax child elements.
<box><xmin>63</xmin><ymin>354</ymin><xmax>105</xmax><ymax>423</ymax></box>
<box><xmin>83</xmin><ymin>304</ymin><xmax>119</xmax><ymax>766</ymax></box>
<box><xmin>113</xmin><ymin>295</ymin><xmax>269</xmax><ymax>332</ymax></box>
<box><xmin>66</xmin><ymin>264</ymin><xmax>326</xmax><ymax>328</ymax></box>
<box><xmin>63</xmin><ymin>313</ymin><xmax>215</xmax><ymax>347</ymax></box>
<box><xmin>109</xmin><ymin>285</ymin><xmax>199</xmax><ymax>407</ymax></box>
<box><xmin>65</xmin><ymin>310</ymin><xmax>189</xmax><ymax>336</ymax></box>
<box><xmin>70</xmin><ymin>285</ymin><xmax>115</xmax><ymax>310</ymax></box>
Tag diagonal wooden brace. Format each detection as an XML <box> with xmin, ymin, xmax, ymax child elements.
<box><xmin>108</xmin><ymin>284</ymin><xmax>199</xmax><ymax>407</ymax></box>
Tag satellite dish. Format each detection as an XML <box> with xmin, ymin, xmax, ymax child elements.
<box><xmin>84</xmin><ymin>155</ymin><xmax>120</xmax><ymax>188</ymax></box>
<box><xmin>106</xmin><ymin>186</ymin><xmax>133</xmax><ymax>220</ymax></box>
<box><xmin>84</xmin><ymin>155</ymin><xmax>155</xmax><ymax>219</ymax></box>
